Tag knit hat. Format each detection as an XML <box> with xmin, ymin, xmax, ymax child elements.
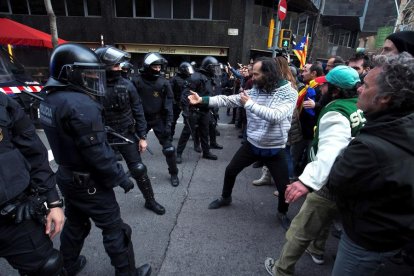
<box><xmin>314</xmin><ymin>65</ymin><xmax>360</xmax><ymax>90</ymax></box>
<box><xmin>386</xmin><ymin>31</ymin><xmax>414</xmax><ymax>55</ymax></box>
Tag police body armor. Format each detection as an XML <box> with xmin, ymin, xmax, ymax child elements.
<box><xmin>188</xmin><ymin>72</ymin><xmax>213</xmax><ymax>113</ymax></box>
<box><xmin>171</xmin><ymin>74</ymin><xmax>188</xmax><ymax>105</ymax></box>
<box><xmin>40</xmin><ymin>90</ymin><xmax>104</xmax><ymax>170</ymax></box>
<box><xmin>134</xmin><ymin>75</ymin><xmax>168</xmax><ymax>116</ymax></box>
<box><xmin>103</xmin><ymin>78</ymin><xmax>134</xmax><ymax>131</ymax></box>
<box><xmin>0</xmin><ymin>96</ymin><xmax>30</xmax><ymax>206</ymax></box>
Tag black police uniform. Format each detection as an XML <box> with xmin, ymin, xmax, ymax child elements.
<box><xmin>40</xmin><ymin>89</ymin><xmax>141</xmax><ymax>275</ymax></box>
<box><xmin>0</xmin><ymin>93</ymin><xmax>64</xmax><ymax>275</ymax></box>
<box><xmin>134</xmin><ymin>73</ymin><xmax>179</xmax><ymax>183</ymax></box>
<box><xmin>177</xmin><ymin>71</ymin><xmax>217</xmax><ymax>160</ymax></box>
<box><xmin>169</xmin><ymin>73</ymin><xmax>190</xmax><ymax>138</ymax></box>
<box><xmin>103</xmin><ymin>75</ymin><xmax>165</xmax><ymax>215</ymax></box>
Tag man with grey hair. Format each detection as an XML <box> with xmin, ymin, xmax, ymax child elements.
<box><xmin>328</xmin><ymin>52</ymin><xmax>414</xmax><ymax>275</ymax></box>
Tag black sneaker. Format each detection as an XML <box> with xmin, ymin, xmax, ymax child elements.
<box><xmin>66</xmin><ymin>255</ymin><xmax>87</xmax><ymax>276</ymax></box>
<box><xmin>208</xmin><ymin>196</ymin><xmax>232</xmax><ymax>209</ymax></box>
<box><xmin>305</xmin><ymin>249</ymin><xmax>325</xmax><ymax>265</ymax></box>
<box><xmin>136</xmin><ymin>263</ymin><xmax>152</xmax><ymax>276</ymax></box>
<box><xmin>277</xmin><ymin>213</ymin><xmax>291</xmax><ymax>231</ymax></box>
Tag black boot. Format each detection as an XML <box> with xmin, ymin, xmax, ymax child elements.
<box><xmin>202</xmin><ymin>152</ymin><xmax>218</xmax><ymax>160</ymax></box>
<box><xmin>176</xmin><ymin>154</ymin><xmax>182</xmax><ymax>164</ymax></box>
<box><xmin>65</xmin><ymin>255</ymin><xmax>87</xmax><ymax>276</ymax></box>
<box><xmin>194</xmin><ymin>143</ymin><xmax>202</xmax><ymax>153</ymax></box>
<box><xmin>210</xmin><ymin>142</ymin><xmax>223</xmax><ymax>149</ymax></box>
<box><xmin>170</xmin><ymin>174</ymin><xmax>179</xmax><ymax>187</ymax></box>
<box><xmin>136</xmin><ymin>176</ymin><xmax>165</xmax><ymax>215</ymax></box>
<box><xmin>136</xmin><ymin>264</ymin><xmax>152</xmax><ymax>276</ymax></box>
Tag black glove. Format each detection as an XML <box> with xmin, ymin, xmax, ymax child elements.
<box><xmin>1</xmin><ymin>195</ymin><xmax>48</xmax><ymax>224</ymax></box>
<box><xmin>119</xmin><ymin>178</ymin><xmax>134</xmax><ymax>193</ymax></box>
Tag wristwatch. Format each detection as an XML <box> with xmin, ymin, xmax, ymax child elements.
<box><xmin>47</xmin><ymin>199</ymin><xmax>64</xmax><ymax>209</ymax></box>
<box><xmin>139</xmin><ymin>135</ymin><xmax>147</xmax><ymax>140</ymax></box>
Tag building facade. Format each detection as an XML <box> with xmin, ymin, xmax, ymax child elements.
<box><xmin>0</xmin><ymin>0</ymin><xmax>398</xmax><ymax>76</ymax></box>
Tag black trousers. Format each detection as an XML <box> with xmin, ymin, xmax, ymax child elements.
<box><xmin>57</xmin><ymin>169</ymin><xmax>135</xmax><ymax>271</ymax></box>
<box><xmin>0</xmin><ymin>218</ymin><xmax>57</xmax><ymax>274</ymax></box>
<box><xmin>146</xmin><ymin>117</ymin><xmax>178</xmax><ymax>175</ymax></box>
<box><xmin>222</xmin><ymin>141</ymin><xmax>290</xmax><ymax>213</ymax></box>
<box><xmin>176</xmin><ymin>110</ymin><xmax>210</xmax><ymax>155</ymax></box>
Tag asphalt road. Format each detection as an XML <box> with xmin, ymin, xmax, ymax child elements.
<box><xmin>0</xmin><ymin>109</ymin><xmax>339</xmax><ymax>276</ymax></box>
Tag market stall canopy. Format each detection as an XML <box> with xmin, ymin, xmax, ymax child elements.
<box><xmin>0</xmin><ymin>18</ymin><xmax>67</xmax><ymax>48</ymax></box>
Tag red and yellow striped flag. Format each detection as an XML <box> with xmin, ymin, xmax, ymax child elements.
<box><xmin>292</xmin><ymin>35</ymin><xmax>309</xmax><ymax>69</ymax></box>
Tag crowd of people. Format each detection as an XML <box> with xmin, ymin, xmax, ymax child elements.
<box><xmin>0</xmin><ymin>30</ymin><xmax>413</xmax><ymax>276</ymax></box>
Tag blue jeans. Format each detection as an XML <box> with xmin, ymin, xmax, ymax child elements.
<box><xmin>332</xmin><ymin>232</ymin><xmax>400</xmax><ymax>276</ymax></box>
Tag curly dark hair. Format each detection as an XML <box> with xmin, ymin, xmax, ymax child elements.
<box><xmin>253</xmin><ymin>57</ymin><xmax>282</xmax><ymax>92</ymax></box>
<box><xmin>373</xmin><ymin>52</ymin><xmax>414</xmax><ymax>111</ymax></box>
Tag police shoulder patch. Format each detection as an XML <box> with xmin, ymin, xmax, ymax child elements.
<box><xmin>39</xmin><ymin>102</ymin><xmax>56</xmax><ymax>127</ymax></box>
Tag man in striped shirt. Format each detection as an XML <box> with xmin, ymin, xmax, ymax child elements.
<box><xmin>188</xmin><ymin>57</ymin><xmax>298</xmax><ymax>230</ymax></box>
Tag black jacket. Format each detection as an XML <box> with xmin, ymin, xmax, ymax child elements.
<box><xmin>0</xmin><ymin>93</ymin><xmax>59</xmax><ymax>205</ymax></box>
<box><xmin>328</xmin><ymin>111</ymin><xmax>414</xmax><ymax>252</ymax></box>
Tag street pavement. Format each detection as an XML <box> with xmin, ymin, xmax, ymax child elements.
<box><xmin>0</xmin><ymin>109</ymin><xmax>339</xmax><ymax>276</ymax></box>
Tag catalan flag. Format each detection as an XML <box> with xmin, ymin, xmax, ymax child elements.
<box><xmin>293</xmin><ymin>35</ymin><xmax>309</xmax><ymax>69</ymax></box>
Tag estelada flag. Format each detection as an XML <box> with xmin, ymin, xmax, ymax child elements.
<box><xmin>293</xmin><ymin>35</ymin><xmax>309</xmax><ymax>69</ymax></box>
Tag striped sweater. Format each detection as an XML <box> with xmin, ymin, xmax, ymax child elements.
<box><xmin>206</xmin><ymin>82</ymin><xmax>298</xmax><ymax>148</ymax></box>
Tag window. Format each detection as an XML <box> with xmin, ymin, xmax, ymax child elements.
<box><xmin>116</xmin><ymin>0</ymin><xmax>133</xmax><ymax>17</ymax></box>
<box><xmin>0</xmin><ymin>1</ymin><xmax>10</xmax><ymax>13</ymax></box>
<box><xmin>11</xmin><ymin>0</ymin><xmax>29</xmax><ymax>14</ymax></box>
<box><xmin>193</xmin><ymin>0</ymin><xmax>210</xmax><ymax>19</ymax></box>
<box><xmin>173</xmin><ymin>0</ymin><xmax>191</xmax><ymax>19</ymax></box>
<box><xmin>29</xmin><ymin>0</ymin><xmax>47</xmax><ymax>15</ymax></box>
<box><xmin>52</xmin><ymin>0</ymin><xmax>67</xmax><ymax>16</ymax></box>
<box><xmin>212</xmin><ymin>0</ymin><xmax>229</xmax><ymax>20</ymax></box>
<box><xmin>328</xmin><ymin>32</ymin><xmax>334</xmax><ymax>43</ymax></box>
<box><xmin>67</xmin><ymin>0</ymin><xmax>85</xmax><ymax>16</ymax></box>
<box><xmin>154</xmin><ymin>0</ymin><xmax>171</xmax><ymax>19</ymax></box>
<box><xmin>86</xmin><ymin>0</ymin><xmax>101</xmax><ymax>16</ymax></box>
<box><xmin>136</xmin><ymin>0</ymin><xmax>151</xmax><ymax>17</ymax></box>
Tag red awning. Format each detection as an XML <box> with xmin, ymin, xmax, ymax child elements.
<box><xmin>0</xmin><ymin>18</ymin><xmax>67</xmax><ymax>48</ymax></box>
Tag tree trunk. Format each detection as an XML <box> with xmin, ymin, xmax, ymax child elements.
<box><xmin>44</xmin><ymin>0</ymin><xmax>58</xmax><ymax>48</ymax></box>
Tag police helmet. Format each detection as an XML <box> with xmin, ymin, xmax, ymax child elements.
<box><xmin>178</xmin><ymin>62</ymin><xmax>194</xmax><ymax>77</ymax></box>
<box><xmin>44</xmin><ymin>43</ymin><xmax>106</xmax><ymax>97</ymax></box>
<box><xmin>200</xmin><ymin>56</ymin><xmax>221</xmax><ymax>77</ymax></box>
<box><xmin>95</xmin><ymin>46</ymin><xmax>131</xmax><ymax>70</ymax></box>
<box><xmin>142</xmin><ymin>52</ymin><xmax>167</xmax><ymax>77</ymax></box>
<box><xmin>121</xmin><ymin>61</ymin><xmax>133</xmax><ymax>71</ymax></box>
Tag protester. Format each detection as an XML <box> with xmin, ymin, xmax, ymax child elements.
<box><xmin>264</xmin><ymin>65</ymin><xmax>365</xmax><ymax>276</ymax></box>
<box><xmin>328</xmin><ymin>52</ymin><xmax>414</xmax><ymax>275</ymax></box>
<box><xmin>381</xmin><ymin>31</ymin><xmax>414</xmax><ymax>56</ymax></box>
<box><xmin>188</xmin><ymin>57</ymin><xmax>297</xmax><ymax>230</ymax></box>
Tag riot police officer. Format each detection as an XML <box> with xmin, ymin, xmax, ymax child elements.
<box><xmin>0</xmin><ymin>93</ymin><xmax>65</xmax><ymax>275</ymax></box>
<box><xmin>176</xmin><ymin>56</ymin><xmax>223</xmax><ymax>163</ymax></box>
<box><xmin>121</xmin><ymin>61</ymin><xmax>134</xmax><ymax>80</ymax></box>
<box><xmin>95</xmin><ymin>46</ymin><xmax>165</xmax><ymax>215</ymax></box>
<box><xmin>39</xmin><ymin>43</ymin><xmax>151</xmax><ymax>276</ymax></box>
<box><xmin>134</xmin><ymin>52</ymin><xmax>179</xmax><ymax>187</ymax></box>
<box><xmin>170</xmin><ymin>62</ymin><xmax>194</xmax><ymax>139</ymax></box>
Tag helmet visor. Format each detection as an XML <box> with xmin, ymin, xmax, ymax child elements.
<box><xmin>209</xmin><ymin>65</ymin><xmax>221</xmax><ymax>77</ymax></box>
<box><xmin>80</xmin><ymin>68</ymin><xmax>106</xmax><ymax>96</ymax></box>
<box><xmin>102</xmin><ymin>47</ymin><xmax>131</xmax><ymax>66</ymax></box>
<box><xmin>65</xmin><ymin>63</ymin><xmax>107</xmax><ymax>97</ymax></box>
